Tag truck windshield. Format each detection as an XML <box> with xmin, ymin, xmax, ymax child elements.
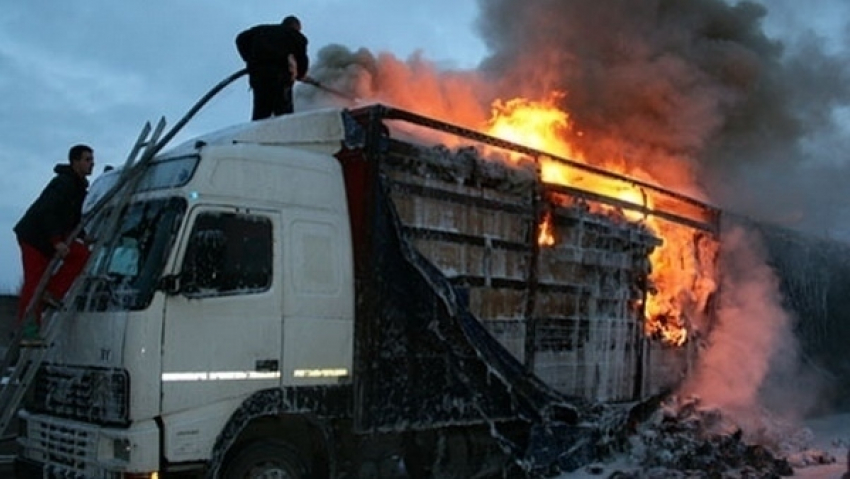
<box><xmin>83</xmin><ymin>155</ymin><xmax>199</xmax><ymax>214</ymax></box>
<box><xmin>78</xmin><ymin>197</ymin><xmax>187</xmax><ymax>311</ymax></box>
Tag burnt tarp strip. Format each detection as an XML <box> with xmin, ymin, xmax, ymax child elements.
<box><xmin>355</xmin><ymin>175</ymin><xmax>518</xmax><ymax>430</ymax></box>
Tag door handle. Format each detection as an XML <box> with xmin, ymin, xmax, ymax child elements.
<box><xmin>255</xmin><ymin>359</ymin><xmax>279</xmax><ymax>372</ymax></box>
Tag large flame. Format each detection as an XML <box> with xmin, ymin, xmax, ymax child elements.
<box><xmin>484</xmin><ymin>95</ymin><xmax>715</xmax><ymax>347</ymax></box>
<box><xmin>488</xmin><ymin>94</ymin><xmax>575</xmax><ymax>159</ymax></box>
<box><xmin>320</xmin><ymin>48</ymin><xmax>717</xmax><ymax>347</ymax></box>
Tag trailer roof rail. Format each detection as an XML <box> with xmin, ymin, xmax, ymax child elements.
<box><xmin>349</xmin><ymin>104</ymin><xmax>720</xmax><ymax>234</ymax></box>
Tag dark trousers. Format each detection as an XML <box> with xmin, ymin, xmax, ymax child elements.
<box><xmin>17</xmin><ymin>239</ymin><xmax>90</xmax><ymax>323</ymax></box>
<box><xmin>250</xmin><ymin>70</ymin><xmax>294</xmax><ymax>120</ymax></box>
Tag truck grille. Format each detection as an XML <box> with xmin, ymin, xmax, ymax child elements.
<box><xmin>32</xmin><ymin>364</ymin><xmax>130</xmax><ymax>426</ymax></box>
<box><xmin>42</xmin><ymin>467</ymin><xmax>120</xmax><ymax>479</ymax></box>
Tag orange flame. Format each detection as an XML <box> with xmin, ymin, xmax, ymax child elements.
<box><xmin>484</xmin><ymin>95</ymin><xmax>716</xmax><ymax>347</ymax></box>
<box><xmin>538</xmin><ymin>211</ymin><xmax>555</xmax><ymax>246</ymax></box>
<box><xmin>488</xmin><ymin>94</ymin><xmax>575</xmax><ymax>159</ymax></box>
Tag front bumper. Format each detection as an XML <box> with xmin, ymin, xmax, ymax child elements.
<box><xmin>14</xmin><ymin>455</ymin><xmax>121</xmax><ymax>479</ymax></box>
<box><xmin>17</xmin><ymin>410</ymin><xmax>160</xmax><ymax>477</ymax></box>
<box><xmin>13</xmin><ymin>456</ymin><xmax>42</xmax><ymax>479</ymax></box>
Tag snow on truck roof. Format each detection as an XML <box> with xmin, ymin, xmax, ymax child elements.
<box><xmin>83</xmin><ymin>108</ymin><xmax>353</xmax><ymax>213</ymax></box>
<box><xmin>163</xmin><ymin>107</ymin><xmax>351</xmax><ymax>157</ymax></box>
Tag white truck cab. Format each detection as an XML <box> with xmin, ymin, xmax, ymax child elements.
<box><xmin>18</xmin><ymin>109</ymin><xmax>356</xmax><ymax>478</ymax></box>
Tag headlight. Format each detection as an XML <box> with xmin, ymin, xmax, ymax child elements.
<box><xmin>113</xmin><ymin>437</ymin><xmax>131</xmax><ymax>462</ymax></box>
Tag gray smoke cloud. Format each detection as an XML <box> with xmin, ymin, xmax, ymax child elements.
<box><xmin>298</xmin><ymin>44</ymin><xmax>490</xmax><ymax>129</ymax></box>
<box><xmin>475</xmin><ymin>0</ymin><xmax>850</xmax><ymax>235</ymax></box>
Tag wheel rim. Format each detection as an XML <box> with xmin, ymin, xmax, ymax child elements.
<box><xmin>246</xmin><ymin>461</ymin><xmax>297</xmax><ymax>479</ymax></box>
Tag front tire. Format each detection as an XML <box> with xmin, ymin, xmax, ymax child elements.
<box><xmin>222</xmin><ymin>440</ymin><xmax>309</xmax><ymax>479</ymax></box>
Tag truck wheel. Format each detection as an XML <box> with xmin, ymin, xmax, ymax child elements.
<box><xmin>222</xmin><ymin>440</ymin><xmax>309</xmax><ymax>479</ymax></box>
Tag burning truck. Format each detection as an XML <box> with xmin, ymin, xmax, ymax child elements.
<box><xmin>12</xmin><ymin>97</ymin><xmax>724</xmax><ymax>478</ymax></box>
<box><xmin>11</xmin><ymin>0</ymin><xmax>850</xmax><ymax>473</ymax></box>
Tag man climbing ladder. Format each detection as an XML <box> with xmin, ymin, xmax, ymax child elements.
<box><xmin>13</xmin><ymin>144</ymin><xmax>95</xmax><ymax>343</ymax></box>
<box><xmin>0</xmin><ymin>119</ymin><xmax>163</xmax><ymax>444</ymax></box>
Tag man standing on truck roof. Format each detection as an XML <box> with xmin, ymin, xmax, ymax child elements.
<box><xmin>14</xmin><ymin>144</ymin><xmax>94</xmax><ymax>340</ymax></box>
<box><xmin>236</xmin><ymin>15</ymin><xmax>310</xmax><ymax>120</ymax></box>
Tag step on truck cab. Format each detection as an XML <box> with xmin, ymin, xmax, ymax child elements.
<box><xmin>15</xmin><ymin>104</ymin><xmax>719</xmax><ymax>478</ymax></box>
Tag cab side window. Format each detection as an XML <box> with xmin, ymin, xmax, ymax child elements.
<box><xmin>182</xmin><ymin>212</ymin><xmax>272</xmax><ymax>296</ymax></box>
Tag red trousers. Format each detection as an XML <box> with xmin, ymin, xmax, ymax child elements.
<box><xmin>17</xmin><ymin>239</ymin><xmax>90</xmax><ymax>324</ymax></box>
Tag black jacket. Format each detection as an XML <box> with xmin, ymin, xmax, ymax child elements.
<box><xmin>14</xmin><ymin>164</ymin><xmax>88</xmax><ymax>257</ymax></box>
<box><xmin>236</xmin><ymin>23</ymin><xmax>309</xmax><ymax>80</ymax></box>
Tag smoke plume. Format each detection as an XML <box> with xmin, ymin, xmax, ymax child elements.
<box><xmin>476</xmin><ymin>0</ymin><xmax>850</xmax><ymax>232</ymax></box>
<box><xmin>304</xmin><ymin>0</ymin><xmax>850</xmax><ymax>235</ymax></box>
<box><xmin>681</xmin><ymin>224</ymin><xmax>813</xmax><ymax>425</ymax></box>
<box><xmin>298</xmin><ymin>44</ymin><xmax>490</xmax><ymax>129</ymax></box>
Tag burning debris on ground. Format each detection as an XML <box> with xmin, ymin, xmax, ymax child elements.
<box><xmin>571</xmin><ymin>395</ymin><xmax>838</xmax><ymax>479</ymax></box>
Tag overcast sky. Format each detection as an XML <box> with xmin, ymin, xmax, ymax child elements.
<box><xmin>0</xmin><ymin>0</ymin><xmax>846</xmax><ymax>291</ymax></box>
<box><xmin>0</xmin><ymin>0</ymin><xmax>486</xmax><ymax>291</ymax></box>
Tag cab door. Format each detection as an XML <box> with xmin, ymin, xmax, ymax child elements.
<box><xmin>160</xmin><ymin>205</ymin><xmax>282</xmax><ymax>418</ymax></box>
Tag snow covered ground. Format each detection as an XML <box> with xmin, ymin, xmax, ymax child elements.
<box><xmin>556</xmin><ymin>413</ymin><xmax>850</xmax><ymax>478</ymax></box>
<box><xmin>793</xmin><ymin>413</ymin><xmax>850</xmax><ymax>479</ymax></box>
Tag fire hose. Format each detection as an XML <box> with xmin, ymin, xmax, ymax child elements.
<box><xmin>301</xmin><ymin>77</ymin><xmax>360</xmax><ymax>104</ymax></box>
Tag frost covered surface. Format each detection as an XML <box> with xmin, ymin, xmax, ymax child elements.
<box><xmin>556</xmin><ymin>398</ymin><xmax>850</xmax><ymax>479</ymax></box>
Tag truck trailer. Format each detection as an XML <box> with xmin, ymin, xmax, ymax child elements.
<box><xmin>15</xmin><ymin>104</ymin><xmax>719</xmax><ymax>478</ymax></box>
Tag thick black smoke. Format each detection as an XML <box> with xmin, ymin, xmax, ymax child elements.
<box><xmin>475</xmin><ymin>0</ymin><xmax>850</xmax><ymax>234</ymax></box>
